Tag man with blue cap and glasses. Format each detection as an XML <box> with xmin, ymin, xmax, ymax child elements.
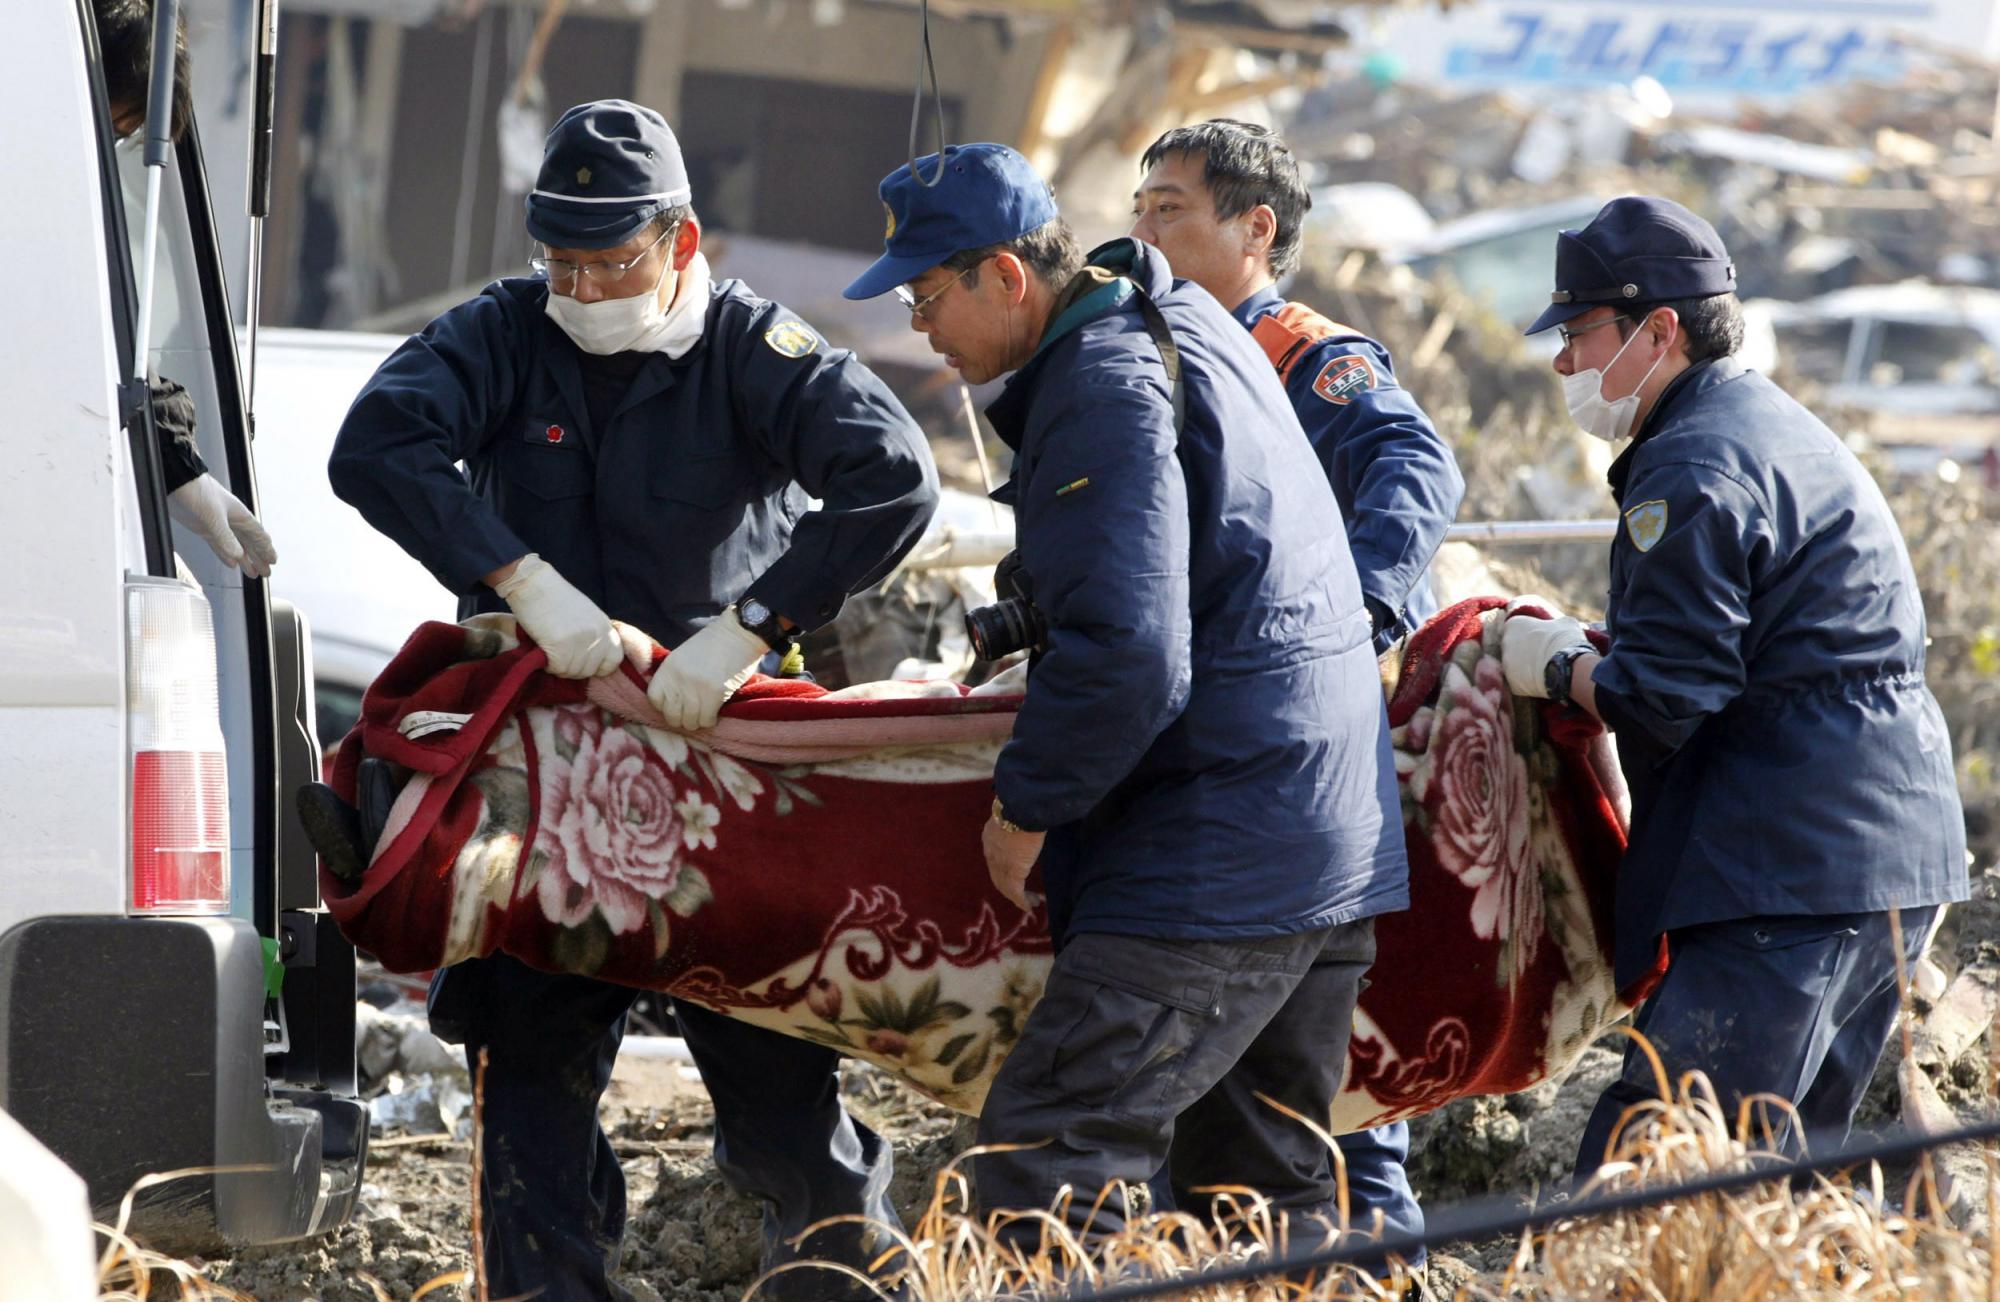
<box><xmin>1497</xmin><ymin>196</ymin><xmax>1966</xmax><ymax>1177</ymax></box>
<box><xmin>846</xmin><ymin>144</ymin><xmax>1408</xmax><ymax>1260</ymax></box>
<box><xmin>330</xmin><ymin>99</ymin><xmax>938</xmax><ymax>1300</ymax></box>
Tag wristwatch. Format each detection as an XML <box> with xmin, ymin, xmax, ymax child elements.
<box><xmin>735</xmin><ymin>597</ymin><xmax>793</xmax><ymax>653</ymax></box>
<box><xmin>1545</xmin><ymin>645</ymin><xmax>1590</xmax><ymax>708</ymax></box>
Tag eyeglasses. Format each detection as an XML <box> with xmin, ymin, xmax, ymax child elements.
<box><xmin>893</xmin><ymin>264</ymin><xmax>977</xmax><ymax>321</ymax></box>
<box><xmin>531</xmin><ymin>223</ymin><xmax>677</xmax><ymax>290</ymax></box>
<box><xmin>1557</xmin><ymin>315</ymin><xmax>1625</xmax><ymax>348</ymax></box>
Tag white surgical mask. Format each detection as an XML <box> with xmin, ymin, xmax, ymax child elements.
<box><xmin>545</xmin><ymin>250</ymin><xmax>711</xmax><ymax>358</ymax></box>
<box><xmin>1562</xmin><ymin>317</ymin><xmax>1666</xmax><ymax>442</ymax></box>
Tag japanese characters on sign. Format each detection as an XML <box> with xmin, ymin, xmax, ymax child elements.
<box><xmin>1370</xmin><ymin>0</ymin><xmax>1996</xmax><ymax>104</ymax></box>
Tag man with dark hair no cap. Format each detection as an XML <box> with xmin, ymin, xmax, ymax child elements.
<box><xmin>330</xmin><ymin>100</ymin><xmax>939</xmax><ymax>1299</ymax></box>
<box><xmin>1133</xmin><ymin>119</ymin><xmax>1462</xmax><ymax>654</ymax></box>
<box><xmin>1501</xmin><ymin>196</ymin><xmax>1967</xmax><ymax>1174</ymax></box>
<box><xmin>1132</xmin><ymin>117</ymin><xmax>1464</xmax><ymax>1268</ymax></box>
<box><xmin>845</xmin><ymin>145</ymin><xmax>1407</xmax><ymax>1254</ymax></box>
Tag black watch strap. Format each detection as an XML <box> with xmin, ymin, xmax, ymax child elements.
<box><xmin>1545</xmin><ymin>645</ymin><xmax>1589</xmax><ymax>707</ymax></box>
<box><xmin>736</xmin><ymin>597</ymin><xmax>793</xmax><ymax>653</ymax></box>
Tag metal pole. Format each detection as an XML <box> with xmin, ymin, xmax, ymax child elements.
<box><xmin>960</xmin><ymin>384</ymin><xmax>1003</xmax><ymax>527</ymax></box>
<box><xmin>1446</xmin><ymin>519</ymin><xmax>1617</xmax><ymax>544</ymax></box>
<box><xmin>244</xmin><ymin>0</ymin><xmax>280</xmax><ymax>425</ymax></box>
<box><xmin>131</xmin><ymin>0</ymin><xmax>185</xmax><ymax>384</ymax></box>
<box><xmin>894</xmin><ymin>520</ymin><xmax>1619</xmax><ymax>572</ymax></box>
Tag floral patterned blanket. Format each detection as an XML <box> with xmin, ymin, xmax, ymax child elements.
<box><xmin>322</xmin><ymin>600</ymin><xmax>1663</xmax><ymax>1126</ymax></box>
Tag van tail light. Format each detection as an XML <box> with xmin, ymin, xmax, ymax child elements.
<box><xmin>126</xmin><ymin>580</ymin><xmax>231</xmax><ymax>914</ymax></box>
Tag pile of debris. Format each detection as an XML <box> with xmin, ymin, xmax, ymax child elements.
<box><xmin>1292</xmin><ymin>53</ymin><xmax>2000</xmax><ymax>301</ymax></box>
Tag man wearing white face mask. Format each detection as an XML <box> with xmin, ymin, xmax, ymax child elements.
<box><xmin>1501</xmin><ymin>196</ymin><xmax>1966</xmax><ymax>1182</ymax></box>
<box><xmin>329</xmin><ymin>99</ymin><xmax>938</xmax><ymax>1300</ymax></box>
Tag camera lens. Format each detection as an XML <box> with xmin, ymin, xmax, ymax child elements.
<box><xmin>965</xmin><ymin>598</ymin><xmax>1043</xmax><ymax>661</ymax></box>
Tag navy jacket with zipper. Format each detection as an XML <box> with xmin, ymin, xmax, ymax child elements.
<box><xmin>987</xmin><ymin>240</ymin><xmax>1407</xmax><ymax>944</ymax></box>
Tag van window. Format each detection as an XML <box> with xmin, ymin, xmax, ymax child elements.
<box><xmin>1862</xmin><ymin>319</ymin><xmax>2000</xmax><ymax>390</ymax></box>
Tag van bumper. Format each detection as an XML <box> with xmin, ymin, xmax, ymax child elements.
<box><xmin>0</xmin><ymin>915</ymin><xmax>366</xmax><ymax>1252</ymax></box>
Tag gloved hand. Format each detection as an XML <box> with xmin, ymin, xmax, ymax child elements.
<box><xmin>647</xmin><ymin>606</ymin><xmax>770</xmax><ymax>731</ymax></box>
<box><xmin>1500</xmin><ymin>611</ymin><xmax>1593</xmax><ymax>699</ymax></box>
<box><xmin>494</xmin><ymin>554</ymin><xmax>623</xmax><ymax>678</ymax></box>
<box><xmin>167</xmin><ymin>474</ymin><xmax>278</xmax><ymax>577</ymax></box>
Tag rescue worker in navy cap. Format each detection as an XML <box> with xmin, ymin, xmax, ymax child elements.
<box><xmin>330</xmin><ymin>98</ymin><xmax>938</xmax><ymax>1300</ymax></box>
<box><xmin>845</xmin><ymin>144</ymin><xmax>1407</xmax><ymax>1253</ymax></box>
<box><xmin>1131</xmin><ymin>118</ymin><xmax>1464</xmax><ymax>1273</ymax></box>
<box><xmin>1499</xmin><ymin>196</ymin><xmax>1968</xmax><ymax>1176</ymax></box>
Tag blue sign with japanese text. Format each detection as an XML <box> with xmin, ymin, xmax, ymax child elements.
<box><xmin>1378</xmin><ymin>0</ymin><xmax>1994</xmax><ymax>103</ymax></box>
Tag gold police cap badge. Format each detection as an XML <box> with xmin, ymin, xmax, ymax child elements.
<box><xmin>883</xmin><ymin>203</ymin><xmax>898</xmax><ymax>242</ymax></box>
<box><xmin>576</xmin><ymin>165</ymin><xmax>592</xmax><ymax>187</ymax></box>
<box><xmin>1624</xmin><ymin>499</ymin><xmax>1669</xmax><ymax>552</ymax></box>
<box><xmin>765</xmin><ymin>320</ymin><xmax>819</xmax><ymax>359</ymax></box>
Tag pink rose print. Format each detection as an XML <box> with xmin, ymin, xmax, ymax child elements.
<box><xmin>1428</xmin><ymin>657</ymin><xmax>1541</xmax><ymax>967</ymax></box>
<box><xmin>538</xmin><ymin>715</ymin><xmax>689</xmax><ymax>935</ymax></box>
<box><xmin>807</xmin><ymin>979</ymin><xmax>844</xmax><ymax>1022</ymax></box>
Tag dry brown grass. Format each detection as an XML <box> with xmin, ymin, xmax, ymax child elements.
<box><xmin>737</xmin><ymin>1029</ymin><xmax>2000</xmax><ymax>1302</ymax></box>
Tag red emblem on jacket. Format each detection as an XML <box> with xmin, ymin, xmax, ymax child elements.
<box><xmin>545</xmin><ymin>424</ymin><xmax>565</xmax><ymax>444</ymax></box>
<box><xmin>1311</xmin><ymin>354</ymin><xmax>1376</xmax><ymax>406</ymax></box>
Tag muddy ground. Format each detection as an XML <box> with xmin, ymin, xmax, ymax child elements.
<box><xmin>192</xmin><ymin>867</ymin><xmax>2000</xmax><ymax>1301</ymax></box>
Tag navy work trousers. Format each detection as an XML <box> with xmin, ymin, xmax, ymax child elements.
<box><xmin>1576</xmin><ymin>906</ymin><xmax>1942</xmax><ymax>1177</ymax></box>
<box><xmin>428</xmin><ymin>953</ymin><xmax>901</xmax><ymax>1301</ymax></box>
<box><xmin>1336</xmin><ymin>1122</ymin><xmax>1422</xmax><ymax>1269</ymax></box>
<box><xmin>974</xmin><ymin>921</ymin><xmax>1379</xmax><ymax>1254</ymax></box>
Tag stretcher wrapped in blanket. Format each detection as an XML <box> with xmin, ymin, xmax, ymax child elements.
<box><xmin>318</xmin><ymin>597</ymin><xmax>1663</xmax><ymax>1129</ymax></box>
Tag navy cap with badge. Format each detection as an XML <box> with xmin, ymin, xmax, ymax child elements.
<box><xmin>843</xmin><ymin>143</ymin><xmax>1058</xmax><ymax>300</ymax></box>
<box><xmin>1525</xmin><ymin>196</ymin><xmax>1737</xmax><ymax>336</ymax></box>
<box><xmin>525</xmin><ymin>99</ymin><xmax>691</xmax><ymax>251</ymax></box>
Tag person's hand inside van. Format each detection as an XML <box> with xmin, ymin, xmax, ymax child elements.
<box><xmin>168</xmin><ymin>473</ymin><xmax>279</xmax><ymax>577</ymax></box>
<box><xmin>490</xmin><ymin>553</ymin><xmax>624</xmax><ymax>678</ymax></box>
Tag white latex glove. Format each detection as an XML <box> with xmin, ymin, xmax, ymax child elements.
<box><xmin>647</xmin><ymin>606</ymin><xmax>770</xmax><ymax>731</ymax></box>
<box><xmin>494</xmin><ymin>554</ymin><xmax>623</xmax><ymax>679</ymax></box>
<box><xmin>167</xmin><ymin>474</ymin><xmax>278</xmax><ymax>577</ymax></box>
<box><xmin>1500</xmin><ymin>612</ymin><xmax>1593</xmax><ymax>699</ymax></box>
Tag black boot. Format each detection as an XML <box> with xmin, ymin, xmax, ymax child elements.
<box><xmin>296</xmin><ymin>782</ymin><xmax>367</xmax><ymax>883</ymax></box>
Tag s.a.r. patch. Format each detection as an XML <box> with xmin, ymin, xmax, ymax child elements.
<box><xmin>764</xmin><ymin>320</ymin><xmax>819</xmax><ymax>358</ymax></box>
<box><xmin>1624</xmin><ymin>499</ymin><xmax>1669</xmax><ymax>552</ymax></box>
<box><xmin>1311</xmin><ymin>353</ymin><xmax>1376</xmax><ymax>405</ymax></box>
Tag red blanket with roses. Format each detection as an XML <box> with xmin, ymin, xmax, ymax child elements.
<box><xmin>322</xmin><ymin>599</ymin><xmax>1662</xmax><ymax>1127</ymax></box>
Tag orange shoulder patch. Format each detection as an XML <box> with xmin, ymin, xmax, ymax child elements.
<box><xmin>1249</xmin><ymin>302</ymin><xmax>1365</xmax><ymax>382</ymax></box>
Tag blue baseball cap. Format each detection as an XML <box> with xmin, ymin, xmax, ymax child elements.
<box><xmin>1526</xmin><ymin>196</ymin><xmax>1736</xmax><ymax>336</ymax></box>
<box><xmin>524</xmin><ymin>100</ymin><xmax>691</xmax><ymax>251</ymax></box>
<box><xmin>843</xmin><ymin>144</ymin><xmax>1058</xmax><ymax>300</ymax></box>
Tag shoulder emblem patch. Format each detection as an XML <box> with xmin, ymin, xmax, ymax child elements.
<box><xmin>1625</xmin><ymin>499</ymin><xmax>1669</xmax><ymax>552</ymax></box>
<box><xmin>1311</xmin><ymin>353</ymin><xmax>1376</xmax><ymax>405</ymax></box>
<box><xmin>764</xmin><ymin>320</ymin><xmax>819</xmax><ymax>359</ymax></box>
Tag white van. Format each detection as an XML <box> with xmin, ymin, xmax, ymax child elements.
<box><xmin>0</xmin><ymin>0</ymin><xmax>363</xmax><ymax>1251</ymax></box>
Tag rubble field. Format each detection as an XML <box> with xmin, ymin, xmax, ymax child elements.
<box><xmin>181</xmin><ymin>870</ymin><xmax>2000</xmax><ymax>1301</ymax></box>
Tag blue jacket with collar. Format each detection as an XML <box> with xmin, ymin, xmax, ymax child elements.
<box><xmin>1232</xmin><ymin>288</ymin><xmax>1464</xmax><ymax>645</ymax></box>
<box><xmin>1594</xmin><ymin>355</ymin><xmax>1966</xmax><ymax>987</ymax></box>
<box><xmin>328</xmin><ymin>274</ymin><xmax>938</xmax><ymax>648</ymax></box>
<box><xmin>986</xmin><ymin>240</ymin><xmax>1407</xmax><ymax>944</ymax></box>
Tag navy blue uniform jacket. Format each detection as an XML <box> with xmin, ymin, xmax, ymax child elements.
<box><xmin>1595</xmin><ymin>356</ymin><xmax>1966</xmax><ymax>987</ymax></box>
<box><xmin>328</xmin><ymin>275</ymin><xmax>938</xmax><ymax>647</ymax></box>
<box><xmin>986</xmin><ymin>241</ymin><xmax>1407</xmax><ymax>943</ymax></box>
<box><xmin>1232</xmin><ymin>288</ymin><xmax>1464</xmax><ymax>642</ymax></box>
